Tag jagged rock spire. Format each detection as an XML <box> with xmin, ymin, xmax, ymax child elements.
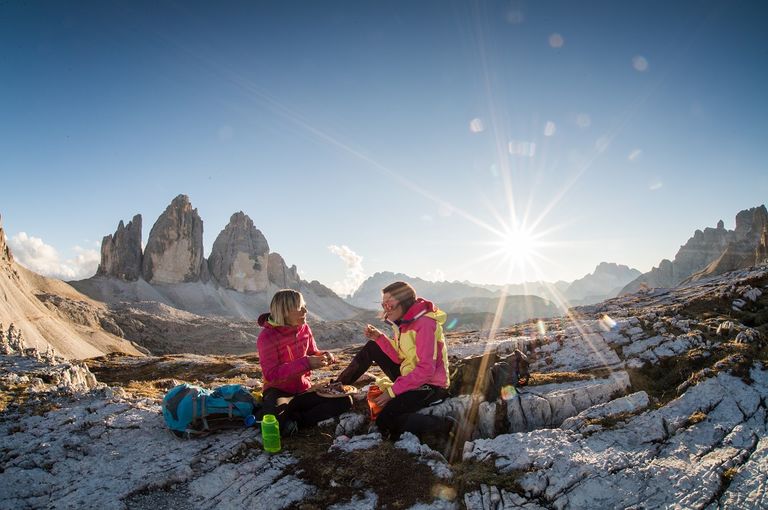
<box><xmin>97</xmin><ymin>214</ymin><xmax>143</xmax><ymax>281</ymax></box>
<box><xmin>142</xmin><ymin>195</ymin><xmax>205</xmax><ymax>284</ymax></box>
<box><xmin>208</xmin><ymin>212</ymin><xmax>270</xmax><ymax>292</ymax></box>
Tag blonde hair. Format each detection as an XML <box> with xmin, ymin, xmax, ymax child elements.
<box><xmin>269</xmin><ymin>289</ymin><xmax>306</xmax><ymax>326</ymax></box>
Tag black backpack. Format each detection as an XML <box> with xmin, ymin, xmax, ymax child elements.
<box><xmin>450</xmin><ymin>349</ymin><xmax>530</xmax><ymax>401</ymax></box>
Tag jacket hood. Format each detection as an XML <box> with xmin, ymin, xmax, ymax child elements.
<box><xmin>257</xmin><ymin>312</ymin><xmax>272</xmax><ymax>327</ymax></box>
<box><xmin>399</xmin><ymin>298</ymin><xmax>446</xmax><ymax>325</ymax></box>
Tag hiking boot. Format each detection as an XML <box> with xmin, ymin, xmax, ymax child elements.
<box><xmin>442</xmin><ymin>416</ymin><xmax>463</xmax><ymax>463</ymax></box>
<box><xmin>281</xmin><ymin>419</ymin><xmax>298</xmax><ymax>437</ymax></box>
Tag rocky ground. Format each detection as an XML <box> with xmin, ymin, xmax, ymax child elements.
<box><xmin>1</xmin><ymin>265</ymin><xmax>767</xmax><ymax>509</ymax></box>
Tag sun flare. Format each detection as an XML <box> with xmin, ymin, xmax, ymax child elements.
<box><xmin>501</xmin><ymin>226</ymin><xmax>537</xmax><ymax>266</ymax></box>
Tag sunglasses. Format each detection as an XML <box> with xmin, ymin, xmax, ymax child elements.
<box><xmin>380</xmin><ymin>299</ymin><xmax>399</xmax><ymax>311</ymax></box>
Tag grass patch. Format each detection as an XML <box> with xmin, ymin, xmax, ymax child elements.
<box><xmin>0</xmin><ymin>383</ymin><xmax>30</xmax><ymax>413</ymax></box>
<box><xmin>685</xmin><ymin>411</ymin><xmax>708</xmax><ymax>427</ymax></box>
<box><xmin>627</xmin><ymin>342</ymin><xmax>768</xmax><ymax>406</ymax></box>
<box><xmin>85</xmin><ymin>353</ymin><xmax>263</xmax><ymax>400</ymax></box>
<box><xmin>451</xmin><ymin>460</ymin><xmax>525</xmax><ymax>495</ymax></box>
<box><xmin>528</xmin><ymin>371</ymin><xmax>593</xmax><ymax>386</ymax></box>
<box><xmin>586</xmin><ymin>411</ymin><xmax>637</xmax><ymax>429</ymax></box>
<box><xmin>288</xmin><ymin>435</ymin><xmax>443</xmax><ymax>509</ymax></box>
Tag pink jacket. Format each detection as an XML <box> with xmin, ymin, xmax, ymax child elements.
<box><xmin>257</xmin><ymin>313</ymin><xmax>320</xmax><ymax>394</ymax></box>
<box><xmin>374</xmin><ymin>298</ymin><xmax>450</xmax><ymax>397</ymax></box>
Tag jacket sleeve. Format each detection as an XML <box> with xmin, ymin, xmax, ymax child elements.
<box><xmin>257</xmin><ymin>330</ymin><xmax>311</xmax><ymax>384</ymax></box>
<box><xmin>306</xmin><ymin>327</ymin><xmax>321</xmax><ymax>356</ymax></box>
<box><xmin>390</xmin><ymin>318</ymin><xmax>437</xmax><ymax>396</ymax></box>
<box><xmin>374</xmin><ymin>334</ymin><xmax>402</xmax><ymax>364</ymax></box>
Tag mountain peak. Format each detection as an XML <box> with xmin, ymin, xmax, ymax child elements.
<box><xmin>142</xmin><ymin>196</ymin><xmax>205</xmax><ymax>284</ymax></box>
<box><xmin>208</xmin><ymin>211</ymin><xmax>270</xmax><ymax>292</ymax></box>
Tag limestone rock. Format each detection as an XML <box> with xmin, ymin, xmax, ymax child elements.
<box><xmin>268</xmin><ymin>252</ymin><xmax>300</xmax><ymax>289</ymax></box>
<box><xmin>142</xmin><ymin>195</ymin><xmax>205</xmax><ymax>284</ymax></box>
<box><xmin>97</xmin><ymin>214</ymin><xmax>143</xmax><ymax>281</ymax></box>
<box><xmin>208</xmin><ymin>212</ymin><xmax>270</xmax><ymax>292</ymax></box>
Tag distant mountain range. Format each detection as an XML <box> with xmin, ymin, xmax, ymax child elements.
<box><xmin>347</xmin><ymin>262</ymin><xmax>642</xmax><ymax>319</ymax></box>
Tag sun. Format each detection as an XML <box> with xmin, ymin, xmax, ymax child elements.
<box><xmin>501</xmin><ymin>226</ymin><xmax>538</xmax><ymax>267</ymax></box>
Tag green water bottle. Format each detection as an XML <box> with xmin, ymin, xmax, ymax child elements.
<box><xmin>261</xmin><ymin>414</ymin><xmax>281</xmax><ymax>453</ymax></box>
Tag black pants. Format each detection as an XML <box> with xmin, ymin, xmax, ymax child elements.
<box><xmin>337</xmin><ymin>340</ymin><xmax>451</xmax><ymax>440</ymax></box>
<box><xmin>261</xmin><ymin>387</ymin><xmax>352</xmax><ymax>430</ymax></box>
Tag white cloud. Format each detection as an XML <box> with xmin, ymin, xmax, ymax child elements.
<box><xmin>9</xmin><ymin>232</ymin><xmax>99</xmax><ymax>281</ymax></box>
<box><xmin>328</xmin><ymin>245</ymin><xmax>366</xmax><ymax>297</ymax></box>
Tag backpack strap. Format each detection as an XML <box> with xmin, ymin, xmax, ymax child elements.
<box><xmin>200</xmin><ymin>394</ymin><xmax>209</xmax><ymax>431</ymax></box>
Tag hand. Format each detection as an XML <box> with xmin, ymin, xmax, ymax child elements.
<box><xmin>364</xmin><ymin>324</ymin><xmax>383</xmax><ymax>340</ymax></box>
<box><xmin>373</xmin><ymin>390</ymin><xmax>392</xmax><ymax>407</ymax></box>
<box><xmin>322</xmin><ymin>351</ymin><xmax>336</xmax><ymax>364</ymax></box>
<box><xmin>308</xmin><ymin>355</ymin><xmax>328</xmax><ymax>369</ymax></box>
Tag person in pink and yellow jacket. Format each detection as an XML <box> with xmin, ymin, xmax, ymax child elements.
<box><xmin>336</xmin><ymin>281</ymin><xmax>454</xmax><ymax>443</ymax></box>
<box><xmin>257</xmin><ymin>289</ymin><xmax>351</xmax><ymax>435</ymax></box>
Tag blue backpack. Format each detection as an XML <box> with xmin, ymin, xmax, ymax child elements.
<box><xmin>162</xmin><ymin>383</ymin><xmax>260</xmax><ymax>438</ymax></box>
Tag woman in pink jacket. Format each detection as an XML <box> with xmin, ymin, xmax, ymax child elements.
<box><xmin>257</xmin><ymin>289</ymin><xmax>351</xmax><ymax>435</ymax></box>
<box><xmin>336</xmin><ymin>281</ymin><xmax>454</xmax><ymax>444</ymax></box>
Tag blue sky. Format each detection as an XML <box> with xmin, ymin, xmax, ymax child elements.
<box><xmin>2</xmin><ymin>0</ymin><xmax>767</xmax><ymax>295</ymax></box>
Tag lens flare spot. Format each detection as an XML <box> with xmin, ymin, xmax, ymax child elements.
<box><xmin>501</xmin><ymin>385</ymin><xmax>518</xmax><ymax>399</ymax></box>
<box><xmin>544</xmin><ymin>121</ymin><xmax>557</xmax><ymax>137</ymax></box>
<box><xmin>649</xmin><ymin>179</ymin><xmax>663</xmax><ymax>191</ymax></box>
<box><xmin>469</xmin><ymin>118</ymin><xmax>485</xmax><ymax>133</ymax></box>
<box><xmin>537</xmin><ymin>319</ymin><xmax>546</xmax><ymax>336</ymax></box>
<box><xmin>509</xmin><ymin>139</ymin><xmax>536</xmax><ymax>157</ymax></box>
<box><xmin>628</xmin><ymin>149</ymin><xmax>642</xmax><ymax>161</ymax></box>
<box><xmin>549</xmin><ymin>33</ymin><xmax>564</xmax><ymax>48</ymax></box>
<box><xmin>632</xmin><ymin>55</ymin><xmax>649</xmax><ymax>72</ymax></box>
<box><xmin>576</xmin><ymin>113</ymin><xmax>591</xmax><ymax>128</ymax></box>
<box><xmin>431</xmin><ymin>484</ymin><xmax>457</xmax><ymax>501</ymax></box>
<box><xmin>600</xmin><ymin>314</ymin><xmax>617</xmax><ymax>331</ymax></box>
<box><xmin>446</xmin><ymin>317</ymin><xmax>459</xmax><ymax>330</ymax></box>
<box><xmin>506</xmin><ymin>10</ymin><xmax>524</xmax><ymax>24</ymax></box>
